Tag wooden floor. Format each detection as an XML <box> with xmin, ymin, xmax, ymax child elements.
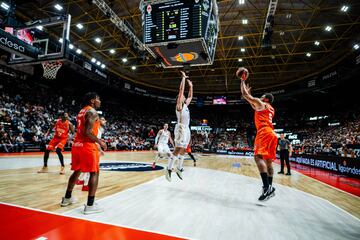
<box><xmin>0</xmin><ymin>151</ymin><xmax>359</xmax><ymax>219</ymax></box>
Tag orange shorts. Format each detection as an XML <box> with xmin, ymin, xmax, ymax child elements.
<box><xmin>71</xmin><ymin>142</ymin><xmax>100</xmax><ymax>173</ymax></box>
<box><xmin>46</xmin><ymin>137</ymin><xmax>67</xmax><ymax>151</ymax></box>
<box><xmin>186</xmin><ymin>145</ymin><xmax>192</xmax><ymax>153</ymax></box>
<box><xmin>254</xmin><ymin>127</ymin><xmax>278</xmax><ymax>161</ymax></box>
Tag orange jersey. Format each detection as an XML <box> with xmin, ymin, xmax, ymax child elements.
<box><xmin>74</xmin><ymin>106</ymin><xmax>100</xmax><ymax>143</ymax></box>
<box><xmin>254</xmin><ymin>103</ymin><xmax>275</xmax><ymax>130</ymax></box>
<box><xmin>54</xmin><ymin>119</ymin><xmax>69</xmax><ymax>138</ymax></box>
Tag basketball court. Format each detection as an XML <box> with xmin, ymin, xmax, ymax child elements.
<box><xmin>0</xmin><ymin>151</ymin><xmax>359</xmax><ymax>239</ymax></box>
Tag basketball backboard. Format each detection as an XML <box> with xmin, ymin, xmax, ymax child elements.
<box><xmin>6</xmin><ymin>15</ymin><xmax>71</xmax><ymax>65</ymax></box>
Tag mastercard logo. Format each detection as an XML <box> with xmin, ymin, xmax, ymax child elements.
<box><xmin>171</xmin><ymin>52</ymin><xmax>199</xmax><ymax>63</ymax></box>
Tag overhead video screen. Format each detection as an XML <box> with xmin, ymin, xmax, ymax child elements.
<box><xmin>143</xmin><ymin>0</ymin><xmax>211</xmax><ymax>44</ymax></box>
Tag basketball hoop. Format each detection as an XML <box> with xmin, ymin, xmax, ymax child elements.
<box><xmin>41</xmin><ymin>60</ymin><xmax>62</xmax><ymax>79</ymax></box>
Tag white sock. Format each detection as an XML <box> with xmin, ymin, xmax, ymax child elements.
<box><xmin>154</xmin><ymin>154</ymin><xmax>160</xmax><ymax>163</ymax></box>
<box><xmin>78</xmin><ymin>172</ymin><xmax>85</xmax><ymax>181</ymax></box>
<box><xmin>167</xmin><ymin>154</ymin><xmax>176</xmax><ymax>169</ymax></box>
<box><xmin>178</xmin><ymin>155</ymin><xmax>184</xmax><ymax>170</ymax></box>
<box><xmin>84</xmin><ymin>173</ymin><xmax>90</xmax><ymax>186</ymax></box>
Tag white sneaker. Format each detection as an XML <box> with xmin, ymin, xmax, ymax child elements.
<box><xmin>60</xmin><ymin>197</ymin><xmax>77</xmax><ymax>207</ymax></box>
<box><xmin>82</xmin><ymin>202</ymin><xmax>103</xmax><ymax>215</ymax></box>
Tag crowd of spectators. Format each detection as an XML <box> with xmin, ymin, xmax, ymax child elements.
<box><xmin>1</xmin><ymin>75</ymin><xmax>359</xmax><ymax>159</ymax></box>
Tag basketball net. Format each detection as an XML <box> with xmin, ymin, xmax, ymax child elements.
<box><xmin>41</xmin><ymin>60</ymin><xmax>62</xmax><ymax>79</ymax></box>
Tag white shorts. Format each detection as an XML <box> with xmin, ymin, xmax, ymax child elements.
<box><xmin>174</xmin><ymin>123</ymin><xmax>191</xmax><ymax>148</ymax></box>
<box><xmin>157</xmin><ymin>143</ymin><xmax>171</xmax><ymax>155</ymax></box>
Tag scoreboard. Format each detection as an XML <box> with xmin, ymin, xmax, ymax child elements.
<box><xmin>143</xmin><ymin>0</ymin><xmax>209</xmax><ymax>44</ymax></box>
<box><xmin>141</xmin><ymin>0</ymin><xmax>218</xmax><ymax>68</ymax></box>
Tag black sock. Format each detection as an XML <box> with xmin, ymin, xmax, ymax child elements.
<box><xmin>56</xmin><ymin>148</ymin><xmax>64</xmax><ymax>167</ymax></box>
<box><xmin>188</xmin><ymin>153</ymin><xmax>196</xmax><ymax>161</ymax></box>
<box><xmin>260</xmin><ymin>173</ymin><xmax>269</xmax><ymax>189</ymax></box>
<box><xmin>268</xmin><ymin>176</ymin><xmax>273</xmax><ymax>186</ymax></box>
<box><xmin>43</xmin><ymin>150</ymin><xmax>50</xmax><ymax>167</ymax></box>
<box><xmin>65</xmin><ymin>191</ymin><xmax>72</xmax><ymax>199</ymax></box>
<box><xmin>87</xmin><ymin>196</ymin><xmax>95</xmax><ymax>206</ymax></box>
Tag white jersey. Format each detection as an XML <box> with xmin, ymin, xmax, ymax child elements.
<box><xmin>176</xmin><ymin>104</ymin><xmax>190</xmax><ymax>126</ymax></box>
<box><xmin>97</xmin><ymin>126</ymin><xmax>104</xmax><ymax>139</ymax></box>
<box><xmin>158</xmin><ymin>130</ymin><xmax>170</xmax><ymax>145</ymax></box>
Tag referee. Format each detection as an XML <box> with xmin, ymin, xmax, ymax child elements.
<box><xmin>277</xmin><ymin>133</ymin><xmax>292</xmax><ymax>175</ymax></box>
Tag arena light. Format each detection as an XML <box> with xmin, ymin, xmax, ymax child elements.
<box><xmin>91</xmin><ymin>58</ymin><xmax>96</xmax><ymax>63</ymax></box>
<box><xmin>69</xmin><ymin>44</ymin><xmax>74</xmax><ymax>49</ymax></box>
<box><xmin>76</xmin><ymin>48</ymin><xmax>82</xmax><ymax>54</ymax></box>
<box><xmin>96</xmin><ymin>61</ymin><xmax>101</xmax><ymax>66</ymax></box>
<box><xmin>286</xmin><ymin>13</ymin><xmax>291</xmax><ymax>19</ymax></box>
<box><xmin>354</xmin><ymin>44</ymin><xmax>359</xmax><ymax>50</ymax></box>
<box><xmin>239</xmin><ymin>0</ymin><xmax>245</xmax><ymax>5</ymax></box>
<box><xmin>325</xmin><ymin>26</ymin><xmax>332</xmax><ymax>32</ymax></box>
<box><xmin>238</xmin><ymin>58</ymin><xmax>243</xmax><ymax>62</ymax></box>
<box><xmin>95</xmin><ymin>37</ymin><xmax>102</xmax><ymax>43</ymax></box>
<box><xmin>109</xmin><ymin>49</ymin><xmax>116</xmax><ymax>54</ymax></box>
<box><xmin>238</xmin><ymin>35</ymin><xmax>244</xmax><ymax>40</ymax></box>
<box><xmin>306</xmin><ymin>52</ymin><xmax>311</xmax><ymax>57</ymax></box>
<box><xmin>131</xmin><ymin>66</ymin><xmax>136</xmax><ymax>70</ymax></box>
<box><xmin>76</xmin><ymin>23</ymin><xmax>84</xmax><ymax>30</ymax></box>
<box><xmin>279</xmin><ymin>31</ymin><xmax>284</xmax><ymax>36</ymax></box>
<box><xmin>36</xmin><ymin>26</ymin><xmax>43</xmax><ymax>31</ymax></box>
<box><xmin>101</xmin><ymin>64</ymin><xmax>106</xmax><ymax>69</ymax></box>
<box><xmin>54</xmin><ymin>4</ymin><xmax>63</xmax><ymax>11</ymax></box>
<box><xmin>240</xmin><ymin>48</ymin><xmax>245</xmax><ymax>52</ymax></box>
<box><xmin>242</xmin><ymin>19</ymin><xmax>248</xmax><ymax>25</ymax></box>
<box><xmin>122</xmin><ymin>58</ymin><xmax>128</xmax><ymax>63</ymax></box>
<box><xmin>340</xmin><ymin>5</ymin><xmax>349</xmax><ymax>12</ymax></box>
<box><xmin>1</xmin><ymin>2</ymin><xmax>10</xmax><ymax>10</ymax></box>
<box><xmin>314</xmin><ymin>41</ymin><xmax>320</xmax><ymax>46</ymax></box>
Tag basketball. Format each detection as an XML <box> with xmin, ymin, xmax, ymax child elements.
<box><xmin>236</xmin><ymin>67</ymin><xmax>249</xmax><ymax>81</ymax></box>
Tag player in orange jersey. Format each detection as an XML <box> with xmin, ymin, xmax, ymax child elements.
<box><xmin>38</xmin><ymin>112</ymin><xmax>74</xmax><ymax>175</ymax></box>
<box><xmin>186</xmin><ymin>139</ymin><xmax>197</xmax><ymax>167</ymax></box>
<box><xmin>60</xmin><ymin>92</ymin><xmax>107</xmax><ymax>214</ymax></box>
<box><xmin>238</xmin><ymin>67</ymin><xmax>278</xmax><ymax>201</ymax></box>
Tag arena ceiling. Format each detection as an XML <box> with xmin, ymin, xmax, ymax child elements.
<box><xmin>13</xmin><ymin>0</ymin><xmax>360</xmax><ymax>94</ymax></box>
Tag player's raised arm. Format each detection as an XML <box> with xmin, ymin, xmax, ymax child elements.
<box><xmin>176</xmin><ymin>71</ymin><xmax>187</xmax><ymax>111</ymax></box>
<box><xmin>238</xmin><ymin>68</ymin><xmax>266</xmax><ymax>111</ymax></box>
<box><xmin>185</xmin><ymin>79</ymin><xmax>193</xmax><ymax>106</ymax></box>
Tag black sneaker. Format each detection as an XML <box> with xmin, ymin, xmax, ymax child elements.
<box><xmin>176</xmin><ymin>168</ymin><xmax>184</xmax><ymax>180</ymax></box>
<box><xmin>286</xmin><ymin>172</ymin><xmax>291</xmax><ymax>176</ymax></box>
<box><xmin>277</xmin><ymin>171</ymin><xmax>284</xmax><ymax>174</ymax></box>
<box><xmin>165</xmin><ymin>168</ymin><xmax>172</xmax><ymax>182</ymax></box>
<box><xmin>258</xmin><ymin>186</ymin><xmax>276</xmax><ymax>201</ymax></box>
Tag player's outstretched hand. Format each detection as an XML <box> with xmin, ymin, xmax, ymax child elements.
<box><xmin>236</xmin><ymin>67</ymin><xmax>249</xmax><ymax>81</ymax></box>
<box><xmin>180</xmin><ymin>71</ymin><xmax>189</xmax><ymax>79</ymax></box>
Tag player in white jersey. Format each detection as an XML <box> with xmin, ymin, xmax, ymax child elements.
<box><xmin>153</xmin><ymin>123</ymin><xmax>174</xmax><ymax>169</ymax></box>
<box><xmin>165</xmin><ymin>71</ymin><xmax>193</xmax><ymax>181</ymax></box>
<box><xmin>78</xmin><ymin>116</ymin><xmax>106</xmax><ymax>191</ymax></box>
